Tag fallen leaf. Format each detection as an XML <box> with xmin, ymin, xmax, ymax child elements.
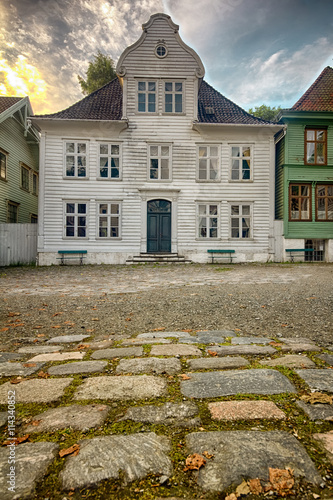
<box><xmin>22</xmin><ymin>363</ymin><xmax>36</xmax><ymax>368</ymax></box>
<box><xmin>269</xmin><ymin>467</ymin><xmax>294</xmax><ymax>496</ymax></box>
<box><xmin>208</xmin><ymin>350</ymin><xmax>217</xmax><ymax>357</ymax></box>
<box><xmin>281</xmin><ymin>324</ymin><xmax>288</xmax><ymax>327</ymax></box>
<box><xmin>64</xmin><ymin>321</ymin><xmax>75</xmax><ymax>326</ymax></box>
<box><xmin>38</xmin><ymin>371</ymin><xmax>49</xmax><ymax>379</ymax></box>
<box><xmin>51</xmin><ymin>325</ymin><xmax>61</xmax><ymax>329</ymax></box>
<box><xmin>31</xmin><ymin>420</ymin><xmax>41</xmax><ymax>426</ymax></box>
<box><xmin>2</xmin><ymin>434</ymin><xmax>30</xmax><ymax>446</ymax></box>
<box><xmin>92</xmin><ymin>318</ymin><xmax>99</xmax><ymax>321</ymax></box>
<box><xmin>10</xmin><ymin>377</ymin><xmax>27</xmax><ymax>384</ymax></box>
<box><xmin>248</xmin><ymin>478</ymin><xmax>263</xmax><ymax>494</ymax></box>
<box><xmin>202</xmin><ymin>450</ymin><xmax>213</xmax><ymax>459</ymax></box>
<box><xmin>86</xmin><ymin>329</ymin><xmax>95</xmax><ymax>333</ymax></box>
<box><xmin>77</xmin><ymin>344</ymin><xmax>90</xmax><ymax>350</ymax></box>
<box><xmin>52</xmin><ymin>312</ymin><xmax>63</xmax><ymax>317</ymax></box>
<box><xmin>225</xmin><ymin>494</ymin><xmax>237</xmax><ymax>500</ymax></box>
<box><xmin>33</xmin><ymin>326</ymin><xmax>43</xmax><ymax>329</ymax></box>
<box><xmin>59</xmin><ymin>443</ymin><xmax>80</xmax><ymax>458</ymax></box>
<box><xmin>37</xmin><ymin>334</ymin><xmax>45</xmax><ymax>337</ymax></box>
<box><xmin>178</xmin><ymin>374</ymin><xmax>191</xmax><ymax>380</ymax></box>
<box><xmin>236</xmin><ymin>480</ymin><xmax>250</xmax><ymax>496</ymax></box>
<box><xmin>182</xmin><ymin>329</ymin><xmax>193</xmax><ymax>333</ymax></box>
<box><xmin>269</xmin><ymin>341</ymin><xmax>282</xmax><ymax>347</ymax></box>
<box><xmin>125</xmin><ymin>318</ymin><xmax>131</xmax><ymax>321</ymax></box>
<box><xmin>11</xmin><ymin>323</ymin><xmax>25</xmax><ymax>327</ymax></box>
<box><xmin>0</xmin><ymin>328</ymin><xmax>9</xmax><ymax>332</ymax></box>
<box><xmin>184</xmin><ymin>453</ymin><xmax>206</xmax><ymax>471</ymax></box>
<box><xmin>300</xmin><ymin>393</ymin><xmax>333</xmax><ymax>405</ymax></box>
<box><xmin>8</xmin><ymin>312</ymin><xmax>21</xmax><ymax>317</ymax></box>
<box><xmin>151</xmin><ymin>327</ymin><xmax>166</xmax><ymax>331</ymax></box>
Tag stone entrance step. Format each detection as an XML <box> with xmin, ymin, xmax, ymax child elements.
<box><xmin>126</xmin><ymin>253</ymin><xmax>191</xmax><ymax>264</ymax></box>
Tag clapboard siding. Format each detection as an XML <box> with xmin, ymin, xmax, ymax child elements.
<box><xmin>0</xmin><ymin>116</ymin><xmax>39</xmax><ymax>223</ymax></box>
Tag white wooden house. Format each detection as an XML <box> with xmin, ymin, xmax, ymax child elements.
<box><xmin>33</xmin><ymin>13</ymin><xmax>282</xmax><ymax>265</ymax></box>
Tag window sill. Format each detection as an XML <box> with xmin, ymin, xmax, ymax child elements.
<box><xmin>97</xmin><ymin>177</ymin><xmax>122</xmax><ymax>181</ymax></box>
<box><xmin>20</xmin><ymin>187</ymin><xmax>30</xmax><ymax>193</ymax></box>
<box><xmin>228</xmin><ymin>179</ymin><xmax>253</xmax><ymax>183</ymax></box>
<box><xmin>195</xmin><ymin>237</ymin><xmax>222</xmax><ymax>241</ymax></box>
<box><xmin>96</xmin><ymin>237</ymin><xmax>122</xmax><ymax>240</ymax></box>
<box><xmin>228</xmin><ymin>237</ymin><xmax>254</xmax><ymax>241</ymax></box>
<box><xmin>288</xmin><ymin>219</ymin><xmax>312</xmax><ymax>222</ymax></box>
<box><xmin>62</xmin><ymin>237</ymin><xmax>89</xmax><ymax>240</ymax></box>
<box><xmin>147</xmin><ymin>179</ymin><xmax>172</xmax><ymax>183</ymax></box>
<box><xmin>196</xmin><ymin>179</ymin><xmax>221</xmax><ymax>183</ymax></box>
<box><xmin>63</xmin><ymin>177</ymin><xmax>89</xmax><ymax>180</ymax></box>
<box><xmin>162</xmin><ymin>112</ymin><xmax>186</xmax><ymax>116</ymax></box>
<box><xmin>0</xmin><ymin>177</ymin><xmax>7</xmax><ymax>183</ymax></box>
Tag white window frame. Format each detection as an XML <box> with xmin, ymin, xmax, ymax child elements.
<box><xmin>230</xmin><ymin>145</ymin><xmax>253</xmax><ymax>182</ymax></box>
<box><xmin>64</xmin><ymin>141</ymin><xmax>88</xmax><ymax>178</ymax></box>
<box><xmin>20</xmin><ymin>163</ymin><xmax>30</xmax><ymax>192</ymax></box>
<box><xmin>148</xmin><ymin>144</ymin><xmax>172</xmax><ymax>181</ymax></box>
<box><xmin>197</xmin><ymin>145</ymin><xmax>220</xmax><ymax>182</ymax></box>
<box><xmin>137</xmin><ymin>80</ymin><xmax>157</xmax><ymax>113</ymax></box>
<box><xmin>197</xmin><ymin>202</ymin><xmax>220</xmax><ymax>239</ymax></box>
<box><xmin>0</xmin><ymin>148</ymin><xmax>8</xmax><ymax>181</ymax></box>
<box><xmin>163</xmin><ymin>80</ymin><xmax>184</xmax><ymax>114</ymax></box>
<box><xmin>63</xmin><ymin>201</ymin><xmax>88</xmax><ymax>239</ymax></box>
<box><xmin>98</xmin><ymin>143</ymin><xmax>122</xmax><ymax>180</ymax></box>
<box><xmin>97</xmin><ymin>202</ymin><xmax>121</xmax><ymax>239</ymax></box>
<box><xmin>229</xmin><ymin>203</ymin><xmax>253</xmax><ymax>239</ymax></box>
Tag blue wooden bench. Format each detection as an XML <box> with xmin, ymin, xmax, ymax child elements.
<box><xmin>207</xmin><ymin>249</ymin><xmax>235</xmax><ymax>264</ymax></box>
<box><xmin>285</xmin><ymin>248</ymin><xmax>314</xmax><ymax>263</ymax></box>
<box><xmin>57</xmin><ymin>250</ymin><xmax>87</xmax><ymax>265</ymax></box>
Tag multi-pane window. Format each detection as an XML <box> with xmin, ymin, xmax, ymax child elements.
<box><xmin>198</xmin><ymin>204</ymin><xmax>218</xmax><ymax>238</ymax></box>
<box><xmin>21</xmin><ymin>164</ymin><xmax>30</xmax><ymax>191</ymax></box>
<box><xmin>316</xmin><ymin>185</ymin><xmax>333</xmax><ymax>221</ymax></box>
<box><xmin>7</xmin><ymin>201</ymin><xmax>19</xmax><ymax>223</ymax></box>
<box><xmin>32</xmin><ymin>172</ymin><xmax>38</xmax><ymax>195</ymax></box>
<box><xmin>198</xmin><ymin>146</ymin><xmax>219</xmax><ymax>181</ymax></box>
<box><xmin>138</xmin><ymin>81</ymin><xmax>156</xmax><ymax>112</ymax></box>
<box><xmin>0</xmin><ymin>150</ymin><xmax>7</xmax><ymax>180</ymax></box>
<box><xmin>99</xmin><ymin>143</ymin><xmax>120</xmax><ymax>179</ymax></box>
<box><xmin>231</xmin><ymin>205</ymin><xmax>251</xmax><ymax>238</ymax></box>
<box><xmin>164</xmin><ymin>82</ymin><xmax>183</xmax><ymax>113</ymax></box>
<box><xmin>149</xmin><ymin>145</ymin><xmax>171</xmax><ymax>180</ymax></box>
<box><xmin>289</xmin><ymin>184</ymin><xmax>312</xmax><ymax>221</ymax></box>
<box><xmin>98</xmin><ymin>203</ymin><xmax>120</xmax><ymax>238</ymax></box>
<box><xmin>231</xmin><ymin>146</ymin><xmax>252</xmax><ymax>180</ymax></box>
<box><xmin>65</xmin><ymin>142</ymin><xmax>87</xmax><ymax>177</ymax></box>
<box><xmin>65</xmin><ymin>202</ymin><xmax>87</xmax><ymax>237</ymax></box>
<box><xmin>31</xmin><ymin>214</ymin><xmax>38</xmax><ymax>223</ymax></box>
<box><xmin>305</xmin><ymin>129</ymin><xmax>327</xmax><ymax>165</ymax></box>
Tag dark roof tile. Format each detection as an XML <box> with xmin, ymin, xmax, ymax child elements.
<box><xmin>291</xmin><ymin>66</ymin><xmax>333</xmax><ymax>112</ymax></box>
<box><xmin>36</xmin><ymin>78</ymin><xmax>123</xmax><ymax>120</ymax></box>
<box><xmin>0</xmin><ymin>97</ymin><xmax>24</xmax><ymax>114</ymax></box>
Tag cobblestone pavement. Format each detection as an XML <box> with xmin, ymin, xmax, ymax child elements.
<box><xmin>0</xmin><ymin>264</ymin><xmax>332</xmax><ymax>499</ymax></box>
<box><xmin>0</xmin><ymin>329</ymin><xmax>332</xmax><ymax>499</ymax></box>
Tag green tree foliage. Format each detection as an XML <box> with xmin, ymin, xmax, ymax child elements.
<box><xmin>78</xmin><ymin>51</ymin><xmax>117</xmax><ymax>95</ymax></box>
<box><xmin>248</xmin><ymin>104</ymin><xmax>282</xmax><ymax>122</ymax></box>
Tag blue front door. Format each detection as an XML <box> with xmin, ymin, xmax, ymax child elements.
<box><xmin>147</xmin><ymin>199</ymin><xmax>171</xmax><ymax>253</ymax></box>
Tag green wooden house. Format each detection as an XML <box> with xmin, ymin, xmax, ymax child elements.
<box><xmin>0</xmin><ymin>96</ymin><xmax>40</xmax><ymax>223</ymax></box>
<box><xmin>275</xmin><ymin>66</ymin><xmax>333</xmax><ymax>261</ymax></box>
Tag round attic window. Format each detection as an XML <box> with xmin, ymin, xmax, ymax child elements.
<box><xmin>155</xmin><ymin>44</ymin><xmax>167</xmax><ymax>58</ymax></box>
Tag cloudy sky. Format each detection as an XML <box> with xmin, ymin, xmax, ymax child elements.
<box><xmin>0</xmin><ymin>0</ymin><xmax>332</xmax><ymax>114</ymax></box>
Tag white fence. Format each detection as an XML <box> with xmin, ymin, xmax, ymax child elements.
<box><xmin>0</xmin><ymin>224</ymin><xmax>37</xmax><ymax>266</ymax></box>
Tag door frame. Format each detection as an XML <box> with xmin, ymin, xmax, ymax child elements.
<box><xmin>147</xmin><ymin>199</ymin><xmax>172</xmax><ymax>253</ymax></box>
<box><xmin>138</xmin><ymin>189</ymin><xmax>180</xmax><ymax>254</ymax></box>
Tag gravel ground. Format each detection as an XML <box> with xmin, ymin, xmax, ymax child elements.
<box><xmin>0</xmin><ymin>263</ymin><xmax>332</xmax><ymax>349</ymax></box>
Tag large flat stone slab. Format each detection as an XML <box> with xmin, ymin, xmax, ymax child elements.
<box><xmin>0</xmin><ymin>442</ymin><xmax>59</xmax><ymax>499</ymax></box>
<box><xmin>180</xmin><ymin>369</ymin><xmax>296</xmax><ymax>398</ymax></box>
<box><xmin>116</xmin><ymin>357</ymin><xmax>181</xmax><ymax>375</ymax></box>
<box><xmin>0</xmin><ymin>352</ymin><xmax>22</xmax><ymax>362</ymax></box>
<box><xmin>47</xmin><ymin>334</ymin><xmax>90</xmax><ymax>344</ymax></box>
<box><xmin>74</xmin><ymin>375</ymin><xmax>167</xmax><ymax>401</ymax></box>
<box><xmin>187</xmin><ymin>357</ymin><xmax>249</xmax><ymax>370</ymax></box>
<box><xmin>91</xmin><ymin>347</ymin><xmax>143</xmax><ymax>359</ymax></box>
<box><xmin>17</xmin><ymin>345</ymin><xmax>64</xmax><ymax>354</ymax></box>
<box><xmin>231</xmin><ymin>337</ymin><xmax>272</xmax><ymax>345</ymax></box>
<box><xmin>198</xmin><ymin>330</ymin><xmax>236</xmax><ymax>337</ymax></box>
<box><xmin>120</xmin><ymin>402</ymin><xmax>201</xmax><ymax>427</ymax></box>
<box><xmin>296</xmin><ymin>401</ymin><xmax>333</xmax><ymax>421</ymax></box>
<box><xmin>150</xmin><ymin>344</ymin><xmax>202</xmax><ymax>357</ymax></box>
<box><xmin>185</xmin><ymin>431</ymin><xmax>321</xmax><ymax>492</ymax></box>
<box><xmin>27</xmin><ymin>352</ymin><xmax>84</xmax><ymax>363</ymax></box>
<box><xmin>137</xmin><ymin>331</ymin><xmax>191</xmax><ymax>339</ymax></box>
<box><xmin>261</xmin><ymin>355</ymin><xmax>316</xmax><ymax>368</ymax></box>
<box><xmin>0</xmin><ymin>378</ymin><xmax>73</xmax><ymax>404</ymax></box>
<box><xmin>48</xmin><ymin>361</ymin><xmax>107</xmax><ymax>376</ymax></box>
<box><xmin>208</xmin><ymin>401</ymin><xmax>286</xmax><ymax>421</ymax></box>
<box><xmin>316</xmin><ymin>353</ymin><xmax>333</xmax><ymax>366</ymax></box>
<box><xmin>295</xmin><ymin>369</ymin><xmax>333</xmax><ymax>393</ymax></box>
<box><xmin>121</xmin><ymin>338</ymin><xmax>172</xmax><ymax>345</ymax></box>
<box><xmin>209</xmin><ymin>345</ymin><xmax>276</xmax><ymax>356</ymax></box>
<box><xmin>21</xmin><ymin>404</ymin><xmax>110</xmax><ymax>434</ymax></box>
<box><xmin>0</xmin><ymin>361</ymin><xmax>45</xmax><ymax>377</ymax></box>
<box><xmin>280</xmin><ymin>343</ymin><xmax>321</xmax><ymax>353</ymax></box>
<box><xmin>60</xmin><ymin>433</ymin><xmax>172</xmax><ymax>490</ymax></box>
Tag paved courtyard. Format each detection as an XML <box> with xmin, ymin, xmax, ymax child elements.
<box><xmin>0</xmin><ymin>263</ymin><xmax>332</xmax><ymax>499</ymax></box>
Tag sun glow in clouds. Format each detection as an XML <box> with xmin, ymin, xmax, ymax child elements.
<box><xmin>0</xmin><ymin>55</ymin><xmax>47</xmax><ymax>101</ymax></box>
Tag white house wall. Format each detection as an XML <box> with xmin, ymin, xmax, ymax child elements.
<box><xmin>37</xmin><ymin>119</ymin><xmax>276</xmax><ymax>265</ymax></box>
